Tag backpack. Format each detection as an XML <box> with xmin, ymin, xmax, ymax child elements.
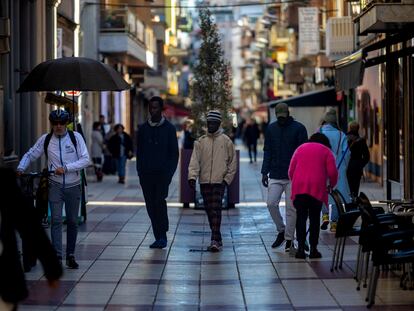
<box><xmin>44</xmin><ymin>130</ymin><xmax>77</xmax><ymax>158</ymax></box>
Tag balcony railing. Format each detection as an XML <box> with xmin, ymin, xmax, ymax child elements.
<box><xmin>100</xmin><ymin>8</ymin><xmax>156</xmax><ymax>52</ymax></box>
<box><xmin>357</xmin><ymin>0</ymin><xmax>414</xmax><ymax>34</ymax></box>
<box><xmin>360</xmin><ymin>0</ymin><xmax>413</xmax><ymax>11</ymax></box>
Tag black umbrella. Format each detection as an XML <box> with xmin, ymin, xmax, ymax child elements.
<box><xmin>17</xmin><ymin>57</ymin><xmax>130</xmax><ymax>92</ymax></box>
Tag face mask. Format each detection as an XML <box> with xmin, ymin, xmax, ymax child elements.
<box><xmin>277</xmin><ymin>116</ymin><xmax>287</xmax><ymax>125</ymax></box>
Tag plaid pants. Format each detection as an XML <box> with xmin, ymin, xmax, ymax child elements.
<box><xmin>201</xmin><ymin>183</ymin><xmax>225</xmax><ymax>242</ymax></box>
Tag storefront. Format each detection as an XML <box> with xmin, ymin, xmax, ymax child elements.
<box><xmin>335</xmin><ymin>31</ymin><xmax>414</xmax><ymax>200</ymax></box>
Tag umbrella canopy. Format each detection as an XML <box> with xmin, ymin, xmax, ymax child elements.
<box><xmin>17</xmin><ymin>57</ymin><xmax>130</xmax><ymax>92</ymax></box>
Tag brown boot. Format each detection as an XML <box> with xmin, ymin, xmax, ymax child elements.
<box><xmin>118</xmin><ymin>177</ymin><xmax>125</xmax><ymax>184</ymax></box>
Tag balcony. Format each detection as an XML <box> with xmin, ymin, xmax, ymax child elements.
<box><xmin>357</xmin><ymin>0</ymin><xmax>414</xmax><ymax>34</ymax></box>
<box><xmin>326</xmin><ymin>17</ymin><xmax>354</xmax><ymax>61</ymax></box>
<box><xmin>99</xmin><ymin>8</ymin><xmax>156</xmax><ymax>69</ymax></box>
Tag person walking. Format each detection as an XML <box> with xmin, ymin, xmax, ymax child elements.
<box><xmin>347</xmin><ymin>121</ymin><xmax>370</xmax><ymax>198</ymax></box>
<box><xmin>288</xmin><ymin>133</ymin><xmax>338</xmax><ymax>259</ymax></box>
<box><xmin>16</xmin><ymin>109</ymin><xmax>90</xmax><ymax>269</ymax></box>
<box><xmin>0</xmin><ymin>167</ymin><xmax>62</xmax><ymax>310</ymax></box>
<box><xmin>91</xmin><ymin>121</ymin><xmax>105</xmax><ymax>182</ymax></box>
<box><xmin>136</xmin><ymin>96</ymin><xmax>179</xmax><ymax>249</ymax></box>
<box><xmin>261</xmin><ymin>103</ymin><xmax>308</xmax><ymax>251</ymax></box>
<box><xmin>108</xmin><ymin>124</ymin><xmax>133</xmax><ymax>184</ymax></box>
<box><xmin>319</xmin><ymin>108</ymin><xmax>351</xmax><ymax>232</ymax></box>
<box><xmin>188</xmin><ymin>110</ymin><xmax>237</xmax><ymax>252</ymax></box>
<box><xmin>244</xmin><ymin>118</ymin><xmax>261</xmax><ymax>163</ymax></box>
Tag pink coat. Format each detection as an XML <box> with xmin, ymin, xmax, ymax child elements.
<box><xmin>288</xmin><ymin>142</ymin><xmax>338</xmax><ymax>206</ymax></box>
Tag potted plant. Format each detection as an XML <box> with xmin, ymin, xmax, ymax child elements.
<box><xmin>180</xmin><ymin>8</ymin><xmax>239</xmax><ymax>209</ymax></box>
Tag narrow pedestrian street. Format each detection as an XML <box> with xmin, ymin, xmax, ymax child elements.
<box><xmin>19</xmin><ymin>147</ymin><xmax>413</xmax><ymax>311</ymax></box>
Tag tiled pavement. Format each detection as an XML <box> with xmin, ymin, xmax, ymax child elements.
<box><xmin>21</xmin><ymin>146</ymin><xmax>414</xmax><ymax>310</ymax></box>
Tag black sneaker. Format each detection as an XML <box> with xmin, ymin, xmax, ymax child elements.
<box><xmin>321</xmin><ymin>214</ymin><xmax>329</xmax><ymax>230</ymax></box>
<box><xmin>285</xmin><ymin>240</ymin><xmax>292</xmax><ymax>252</ymax></box>
<box><xmin>295</xmin><ymin>249</ymin><xmax>307</xmax><ymax>259</ymax></box>
<box><xmin>309</xmin><ymin>248</ymin><xmax>322</xmax><ymax>259</ymax></box>
<box><xmin>272</xmin><ymin>232</ymin><xmax>285</xmax><ymax>248</ymax></box>
<box><xmin>66</xmin><ymin>256</ymin><xmax>79</xmax><ymax>269</ymax></box>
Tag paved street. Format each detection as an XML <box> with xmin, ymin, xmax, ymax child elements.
<box><xmin>20</xmin><ymin>147</ymin><xmax>412</xmax><ymax>311</ymax></box>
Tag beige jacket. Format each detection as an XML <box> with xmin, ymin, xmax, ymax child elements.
<box><xmin>188</xmin><ymin>130</ymin><xmax>237</xmax><ymax>185</ymax></box>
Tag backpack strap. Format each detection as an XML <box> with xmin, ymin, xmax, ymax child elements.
<box><xmin>335</xmin><ymin>131</ymin><xmax>342</xmax><ymax>157</ymax></box>
<box><xmin>44</xmin><ymin>132</ymin><xmax>53</xmax><ymax>159</ymax></box>
<box><xmin>44</xmin><ymin>130</ymin><xmax>78</xmax><ymax>159</ymax></box>
<box><xmin>68</xmin><ymin>130</ymin><xmax>78</xmax><ymax>155</ymax></box>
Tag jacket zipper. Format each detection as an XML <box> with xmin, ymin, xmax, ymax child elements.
<box><xmin>209</xmin><ymin>136</ymin><xmax>215</xmax><ymax>183</ymax></box>
<box><xmin>59</xmin><ymin>136</ymin><xmax>65</xmax><ymax>188</ymax></box>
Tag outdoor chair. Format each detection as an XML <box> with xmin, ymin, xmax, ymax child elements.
<box><xmin>357</xmin><ymin>194</ymin><xmax>414</xmax><ymax>307</ymax></box>
<box><xmin>330</xmin><ymin>190</ymin><xmax>360</xmax><ymax>272</ymax></box>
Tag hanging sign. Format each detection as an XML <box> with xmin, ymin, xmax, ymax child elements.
<box><xmin>298</xmin><ymin>7</ymin><xmax>320</xmax><ymax>57</ymax></box>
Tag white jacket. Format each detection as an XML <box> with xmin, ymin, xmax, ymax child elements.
<box><xmin>17</xmin><ymin>131</ymin><xmax>90</xmax><ymax>188</ymax></box>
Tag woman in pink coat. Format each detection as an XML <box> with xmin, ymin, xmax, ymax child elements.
<box><xmin>288</xmin><ymin>133</ymin><xmax>338</xmax><ymax>259</ymax></box>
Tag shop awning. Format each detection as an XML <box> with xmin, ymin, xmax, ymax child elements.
<box><xmin>334</xmin><ymin>50</ymin><xmax>365</xmax><ymax>91</ymax></box>
<box><xmin>267</xmin><ymin>87</ymin><xmax>338</xmax><ymax>108</ymax></box>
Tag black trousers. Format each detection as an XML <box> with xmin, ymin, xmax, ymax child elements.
<box><xmin>140</xmin><ymin>173</ymin><xmax>170</xmax><ymax>240</ymax></box>
<box><xmin>247</xmin><ymin>142</ymin><xmax>257</xmax><ymax>162</ymax></box>
<box><xmin>293</xmin><ymin>194</ymin><xmax>322</xmax><ymax>250</ymax></box>
<box><xmin>347</xmin><ymin>170</ymin><xmax>362</xmax><ymax>198</ymax></box>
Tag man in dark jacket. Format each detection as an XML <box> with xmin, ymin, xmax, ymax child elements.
<box><xmin>261</xmin><ymin>103</ymin><xmax>308</xmax><ymax>251</ymax></box>
<box><xmin>136</xmin><ymin>96</ymin><xmax>179</xmax><ymax>249</ymax></box>
<box><xmin>347</xmin><ymin>121</ymin><xmax>370</xmax><ymax>198</ymax></box>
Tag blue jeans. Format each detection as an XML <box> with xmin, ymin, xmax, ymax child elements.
<box><xmin>116</xmin><ymin>156</ymin><xmax>127</xmax><ymax>178</ymax></box>
<box><xmin>48</xmin><ymin>183</ymin><xmax>81</xmax><ymax>257</ymax></box>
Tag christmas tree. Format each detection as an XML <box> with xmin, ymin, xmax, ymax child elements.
<box><xmin>190</xmin><ymin>8</ymin><xmax>232</xmax><ymax>137</ymax></box>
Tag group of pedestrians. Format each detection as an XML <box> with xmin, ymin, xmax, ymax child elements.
<box><xmin>262</xmin><ymin>104</ymin><xmax>370</xmax><ymax>258</ymax></box>
<box><xmin>2</xmin><ymin>95</ymin><xmax>371</xmax><ymax>308</ymax></box>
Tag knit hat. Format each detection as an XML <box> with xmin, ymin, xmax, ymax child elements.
<box><xmin>323</xmin><ymin>108</ymin><xmax>338</xmax><ymax>124</ymax></box>
<box><xmin>275</xmin><ymin>103</ymin><xmax>289</xmax><ymax>118</ymax></box>
<box><xmin>206</xmin><ymin>110</ymin><xmax>222</xmax><ymax>122</ymax></box>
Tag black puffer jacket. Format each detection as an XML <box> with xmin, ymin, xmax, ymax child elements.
<box><xmin>261</xmin><ymin>117</ymin><xmax>308</xmax><ymax>179</ymax></box>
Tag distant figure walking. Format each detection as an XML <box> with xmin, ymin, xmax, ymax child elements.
<box><xmin>261</xmin><ymin>102</ymin><xmax>308</xmax><ymax>252</ymax></box>
<box><xmin>244</xmin><ymin>118</ymin><xmax>261</xmax><ymax>163</ymax></box>
<box><xmin>188</xmin><ymin>110</ymin><xmax>237</xmax><ymax>252</ymax></box>
<box><xmin>347</xmin><ymin>121</ymin><xmax>370</xmax><ymax>198</ymax></box>
<box><xmin>91</xmin><ymin>121</ymin><xmax>104</xmax><ymax>182</ymax></box>
<box><xmin>108</xmin><ymin>124</ymin><xmax>133</xmax><ymax>184</ymax></box>
<box><xmin>136</xmin><ymin>96</ymin><xmax>179</xmax><ymax>249</ymax></box>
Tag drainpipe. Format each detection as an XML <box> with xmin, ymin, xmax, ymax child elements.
<box><xmin>46</xmin><ymin>0</ymin><xmax>61</xmax><ymax>60</ymax></box>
